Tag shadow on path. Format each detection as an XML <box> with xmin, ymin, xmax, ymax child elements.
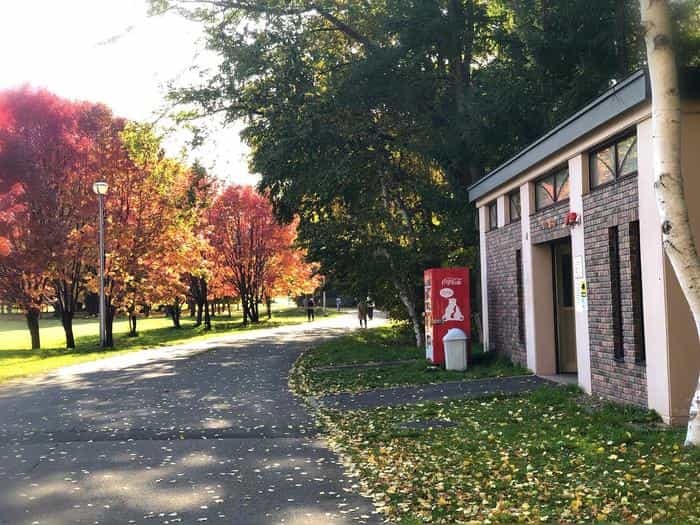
<box><xmin>0</xmin><ymin>316</ymin><xmax>384</xmax><ymax>525</ymax></box>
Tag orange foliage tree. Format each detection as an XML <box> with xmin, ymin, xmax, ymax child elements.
<box><xmin>209</xmin><ymin>185</ymin><xmax>317</xmax><ymax>324</ymax></box>
<box><xmin>100</xmin><ymin>123</ymin><xmax>197</xmax><ymax>345</ymax></box>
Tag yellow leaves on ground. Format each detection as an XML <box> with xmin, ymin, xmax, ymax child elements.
<box><xmin>322</xmin><ymin>388</ymin><xmax>699</xmax><ymax>524</ymax></box>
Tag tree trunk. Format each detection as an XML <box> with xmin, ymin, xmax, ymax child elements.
<box><xmin>227</xmin><ymin>301</ymin><xmax>232</xmax><ymax>318</ymax></box>
<box><xmin>171</xmin><ymin>301</ymin><xmax>181</xmax><ymax>328</ymax></box>
<box><xmin>105</xmin><ymin>304</ymin><xmax>115</xmax><ymax>348</ymax></box>
<box><xmin>61</xmin><ymin>310</ymin><xmax>75</xmax><ymax>349</ymax></box>
<box><xmin>26</xmin><ymin>308</ymin><xmax>40</xmax><ymax>350</ymax></box>
<box><xmin>128</xmin><ymin>314</ymin><xmax>138</xmax><ymax>337</ymax></box>
<box><xmin>202</xmin><ymin>280</ymin><xmax>211</xmax><ymax>331</ymax></box>
<box><xmin>394</xmin><ymin>279</ymin><xmax>424</xmax><ymax>349</ymax></box>
<box><xmin>249</xmin><ymin>297</ymin><xmax>259</xmax><ymax>323</ymax></box>
<box><xmin>203</xmin><ymin>300</ymin><xmax>211</xmax><ymax>330</ymax></box>
<box><xmin>641</xmin><ymin>0</ymin><xmax>700</xmax><ymax>446</ymax></box>
<box><xmin>189</xmin><ymin>300</ymin><xmax>196</xmax><ymax>317</ymax></box>
<box><xmin>196</xmin><ymin>301</ymin><xmax>203</xmax><ymax>326</ymax></box>
<box><xmin>266</xmin><ymin>297</ymin><xmax>272</xmax><ymax>319</ymax></box>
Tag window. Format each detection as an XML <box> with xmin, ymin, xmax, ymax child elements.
<box><xmin>516</xmin><ymin>249</ymin><xmax>525</xmax><ymax>344</ymax></box>
<box><xmin>630</xmin><ymin>221</ymin><xmax>646</xmax><ymax>363</ymax></box>
<box><xmin>488</xmin><ymin>202</ymin><xmax>498</xmax><ymax>230</ymax></box>
<box><xmin>509</xmin><ymin>191</ymin><xmax>521</xmax><ymax>222</ymax></box>
<box><xmin>590</xmin><ymin>133</ymin><xmax>638</xmax><ymax>188</ymax></box>
<box><xmin>609</xmin><ymin>226</ymin><xmax>623</xmax><ymax>361</ymax></box>
<box><xmin>535</xmin><ymin>166</ymin><xmax>570</xmax><ymax>210</ymax></box>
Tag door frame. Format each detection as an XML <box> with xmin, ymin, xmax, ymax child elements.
<box><xmin>550</xmin><ymin>237</ymin><xmax>576</xmax><ymax>374</ymax></box>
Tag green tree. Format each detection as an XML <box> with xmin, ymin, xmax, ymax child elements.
<box><xmin>152</xmin><ymin>0</ymin><xmax>648</xmax><ymax>345</ymax></box>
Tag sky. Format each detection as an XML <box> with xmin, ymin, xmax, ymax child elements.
<box><xmin>0</xmin><ymin>0</ymin><xmax>258</xmax><ymax>185</ymax></box>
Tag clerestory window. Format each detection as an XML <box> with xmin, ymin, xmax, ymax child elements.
<box><xmin>590</xmin><ymin>133</ymin><xmax>638</xmax><ymax>188</ymax></box>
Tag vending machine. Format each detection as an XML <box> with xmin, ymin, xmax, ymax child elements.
<box><xmin>424</xmin><ymin>267</ymin><xmax>471</xmax><ymax>365</ymax></box>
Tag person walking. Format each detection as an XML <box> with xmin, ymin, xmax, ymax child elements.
<box><xmin>335</xmin><ymin>296</ymin><xmax>342</xmax><ymax>311</ymax></box>
<box><xmin>367</xmin><ymin>297</ymin><xmax>374</xmax><ymax>320</ymax></box>
<box><xmin>307</xmin><ymin>296</ymin><xmax>315</xmax><ymax>321</ymax></box>
<box><xmin>357</xmin><ymin>300</ymin><xmax>368</xmax><ymax>328</ymax></box>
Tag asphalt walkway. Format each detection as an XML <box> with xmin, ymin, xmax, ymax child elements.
<box><xmin>0</xmin><ymin>314</ymin><xmax>383</xmax><ymax>525</ymax></box>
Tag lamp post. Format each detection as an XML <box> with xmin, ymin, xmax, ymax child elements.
<box><xmin>92</xmin><ymin>181</ymin><xmax>108</xmax><ymax>348</ymax></box>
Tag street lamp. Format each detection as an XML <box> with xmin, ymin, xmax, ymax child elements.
<box><xmin>92</xmin><ymin>181</ymin><xmax>108</xmax><ymax>348</ymax></box>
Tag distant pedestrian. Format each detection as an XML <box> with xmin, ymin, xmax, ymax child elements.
<box><xmin>357</xmin><ymin>300</ymin><xmax>368</xmax><ymax>328</ymax></box>
<box><xmin>367</xmin><ymin>297</ymin><xmax>374</xmax><ymax>320</ymax></box>
<box><xmin>307</xmin><ymin>296</ymin><xmax>315</xmax><ymax>321</ymax></box>
<box><xmin>336</xmin><ymin>296</ymin><xmax>342</xmax><ymax>311</ymax></box>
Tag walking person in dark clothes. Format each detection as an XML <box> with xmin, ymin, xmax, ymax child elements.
<box><xmin>357</xmin><ymin>300</ymin><xmax>368</xmax><ymax>328</ymax></box>
<box><xmin>307</xmin><ymin>296</ymin><xmax>315</xmax><ymax>321</ymax></box>
<box><xmin>367</xmin><ymin>296</ymin><xmax>374</xmax><ymax>320</ymax></box>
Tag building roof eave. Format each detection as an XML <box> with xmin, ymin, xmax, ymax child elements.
<box><xmin>468</xmin><ymin>69</ymin><xmax>650</xmax><ymax>204</ymax></box>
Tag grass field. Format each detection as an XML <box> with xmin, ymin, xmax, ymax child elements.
<box><xmin>324</xmin><ymin>386</ymin><xmax>700</xmax><ymax>524</ymax></box>
<box><xmin>290</xmin><ymin>324</ymin><xmax>530</xmax><ymax>396</ymax></box>
<box><xmin>0</xmin><ymin>302</ymin><xmax>334</xmax><ymax>384</ymax></box>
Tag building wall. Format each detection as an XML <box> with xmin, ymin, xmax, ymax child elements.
<box><xmin>665</xmin><ymin>102</ymin><xmax>700</xmax><ymax>423</ymax></box>
<box><xmin>485</xmin><ymin>221</ymin><xmax>526</xmax><ymax>365</ymax></box>
<box><xmin>476</xmin><ymin>99</ymin><xmax>700</xmax><ymax>424</ymax></box>
<box><xmin>583</xmin><ymin>175</ymin><xmax>647</xmax><ymax>407</ymax></box>
<box><xmin>530</xmin><ymin>201</ymin><xmax>570</xmax><ymax>245</ymax></box>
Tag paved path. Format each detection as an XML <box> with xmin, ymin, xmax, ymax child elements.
<box><xmin>318</xmin><ymin>375</ymin><xmax>552</xmax><ymax>411</ymax></box>
<box><xmin>0</xmin><ymin>315</ymin><xmax>384</xmax><ymax>525</ymax></box>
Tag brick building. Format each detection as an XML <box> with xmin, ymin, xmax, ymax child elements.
<box><xmin>469</xmin><ymin>69</ymin><xmax>700</xmax><ymax>424</ymax></box>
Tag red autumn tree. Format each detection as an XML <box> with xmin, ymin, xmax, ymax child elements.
<box><xmin>0</xmin><ymin>182</ymin><xmax>49</xmax><ymax>348</ymax></box>
<box><xmin>261</xmin><ymin>220</ymin><xmax>320</xmax><ymax>318</ymax></box>
<box><xmin>0</xmin><ymin>87</ymin><xmax>98</xmax><ymax>348</ymax></box>
<box><xmin>209</xmin><ymin>185</ymin><xmax>316</xmax><ymax>324</ymax></box>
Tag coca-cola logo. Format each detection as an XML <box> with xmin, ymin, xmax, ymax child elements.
<box><xmin>441</xmin><ymin>277</ymin><xmax>463</xmax><ymax>287</ymax></box>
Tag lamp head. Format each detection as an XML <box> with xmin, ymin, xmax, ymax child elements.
<box><xmin>92</xmin><ymin>181</ymin><xmax>109</xmax><ymax>196</ymax></box>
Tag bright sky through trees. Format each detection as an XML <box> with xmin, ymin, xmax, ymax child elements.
<box><xmin>0</xmin><ymin>0</ymin><xmax>257</xmax><ymax>185</ymax></box>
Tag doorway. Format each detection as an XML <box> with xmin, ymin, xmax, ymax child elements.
<box><xmin>552</xmin><ymin>240</ymin><xmax>577</xmax><ymax>373</ymax></box>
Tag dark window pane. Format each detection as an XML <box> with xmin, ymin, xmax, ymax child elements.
<box><xmin>535</xmin><ymin>177</ymin><xmax>555</xmax><ymax>209</ymax></box>
<box><xmin>617</xmin><ymin>135</ymin><xmax>638</xmax><ymax>177</ymax></box>
<box><xmin>609</xmin><ymin>226</ymin><xmax>623</xmax><ymax>360</ymax></box>
<box><xmin>510</xmin><ymin>192</ymin><xmax>521</xmax><ymax>221</ymax></box>
<box><xmin>516</xmin><ymin>250</ymin><xmax>525</xmax><ymax>344</ymax></box>
<box><xmin>489</xmin><ymin>203</ymin><xmax>497</xmax><ymax>230</ymax></box>
<box><xmin>630</xmin><ymin>221</ymin><xmax>645</xmax><ymax>363</ymax></box>
<box><xmin>591</xmin><ymin>146</ymin><xmax>615</xmax><ymax>187</ymax></box>
<box><xmin>561</xmin><ymin>251</ymin><xmax>573</xmax><ymax>307</ymax></box>
<box><xmin>555</xmin><ymin>168</ymin><xmax>570</xmax><ymax>201</ymax></box>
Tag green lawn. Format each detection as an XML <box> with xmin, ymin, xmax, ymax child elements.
<box><xmin>323</xmin><ymin>386</ymin><xmax>700</xmax><ymax>524</ymax></box>
<box><xmin>290</xmin><ymin>324</ymin><xmax>530</xmax><ymax>396</ymax></box>
<box><xmin>0</xmin><ymin>303</ymin><xmax>336</xmax><ymax>383</ymax></box>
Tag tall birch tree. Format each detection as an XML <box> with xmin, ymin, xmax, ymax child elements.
<box><xmin>640</xmin><ymin>0</ymin><xmax>700</xmax><ymax>446</ymax></box>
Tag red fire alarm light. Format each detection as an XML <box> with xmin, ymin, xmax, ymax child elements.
<box><xmin>565</xmin><ymin>212</ymin><xmax>580</xmax><ymax>226</ymax></box>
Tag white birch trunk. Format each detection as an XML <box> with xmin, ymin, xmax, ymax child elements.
<box><xmin>640</xmin><ymin>0</ymin><xmax>700</xmax><ymax>446</ymax></box>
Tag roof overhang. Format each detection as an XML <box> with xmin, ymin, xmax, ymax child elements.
<box><xmin>468</xmin><ymin>70</ymin><xmax>650</xmax><ymax>203</ymax></box>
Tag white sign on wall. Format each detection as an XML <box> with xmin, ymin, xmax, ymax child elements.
<box><xmin>574</xmin><ymin>256</ymin><xmax>584</xmax><ymax>279</ymax></box>
<box><xmin>575</xmin><ymin>278</ymin><xmax>588</xmax><ymax>312</ymax></box>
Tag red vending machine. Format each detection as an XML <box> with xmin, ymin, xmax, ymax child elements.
<box><xmin>424</xmin><ymin>267</ymin><xmax>471</xmax><ymax>365</ymax></box>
